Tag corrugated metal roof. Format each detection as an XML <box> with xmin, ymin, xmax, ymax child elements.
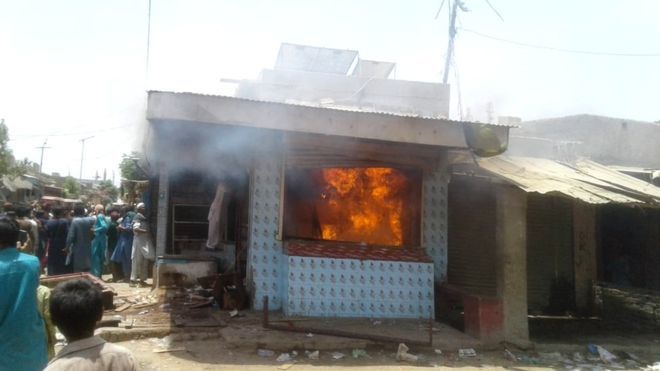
<box><xmin>476</xmin><ymin>156</ymin><xmax>660</xmax><ymax>205</ymax></box>
<box><xmin>147</xmin><ymin>90</ymin><xmax>517</xmax><ymax>128</ymax></box>
<box><xmin>2</xmin><ymin>176</ymin><xmax>33</xmax><ymax>192</ymax></box>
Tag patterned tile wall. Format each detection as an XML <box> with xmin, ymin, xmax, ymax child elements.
<box><xmin>248</xmin><ymin>158</ymin><xmax>285</xmax><ymax>310</ymax></box>
<box><xmin>284</xmin><ymin>256</ymin><xmax>434</xmax><ymax>319</ymax></box>
<box><xmin>422</xmin><ymin>165</ymin><xmax>449</xmax><ymax>283</ymax></box>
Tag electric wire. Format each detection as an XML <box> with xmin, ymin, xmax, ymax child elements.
<box><xmin>483</xmin><ymin>0</ymin><xmax>504</xmax><ymax>22</ymax></box>
<box><xmin>461</xmin><ymin>28</ymin><xmax>660</xmax><ymax>57</ymax></box>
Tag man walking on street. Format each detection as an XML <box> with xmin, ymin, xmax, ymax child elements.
<box><xmin>90</xmin><ymin>204</ymin><xmax>108</xmax><ymax>278</ymax></box>
<box><xmin>130</xmin><ymin>203</ymin><xmax>153</xmax><ymax>287</ymax></box>
<box><xmin>65</xmin><ymin>205</ymin><xmax>95</xmax><ymax>273</ymax></box>
<box><xmin>111</xmin><ymin>205</ymin><xmax>135</xmax><ymax>281</ymax></box>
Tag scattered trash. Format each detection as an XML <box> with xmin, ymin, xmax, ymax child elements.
<box><xmin>229</xmin><ymin>309</ymin><xmax>239</xmax><ymax>318</ymax></box>
<box><xmin>538</xmin><ymin>352</ymin><xmax>564</xmax><ymax>363</ymax></box>
<box><xmin>573</xmin><ymin>352</ymin><xmax>585</xmax><ymax>362</ymax></box>
<box><xmin>159</xmin><ymin>303</ymin><xmax>171</xmax><ymax>311</ymax></box>
<box><xmin>587</xmin><ymin>344</ymin><xmax>599</xmax><ymax>355</ymax></box>
<box><xmin>643</xmin><ymin>361</ymin><xmax>660</xmax><ymax>371</ymax></box>
<box><xmin>619</xmin><ymin>351</ymin><xmax>641</xmax><ymax>362</ymax></box>
<box><xmin>276</xmin><ymin>353</ymin><xmax>292</xmax><ymax>362</ymax></box>
<box><xmin>594</xmin><ymin>345</ymin><xmax>617</xmax><ymax>364</ymax></box>
<box><xmin>277</xmin><ymin>363</ymin><xmax>296</xmax><ymax>370</ymax></box>
<box><xmin>504</xmin><ymin>349</ymin><xmax>516</xmax><ymax>362</ymax></box>
<box><xmin>331</xmin><ymin>352</ymin><xmax>345</xmax><ymax>360</ymax></box>
<box><xmin>137</xmin><ymin>310</ymin><xmax>149</xmax><ymax>315</ymax></box>
<box><xmin>458</xmin><ymin>348</ymin><xmax>477</xmax><ymax>358</ymax></box>
<box><xmin>305</xmin><ymin>333</ymin><xmax>314</xmax><ymax>337</ymax></box>
<box><xmin>372</xmin><ymin>320</ymin><xmax>382</xmax><ymax>326</ymax></box>
<box><xmin>517</xmin><ymin>355</ymin><xmax>539</xmax><ymax>364</ymax></box>
<box><xmin>307</xmin><ymin>350</ymin><xmax>319</xmax><ymax>360</ymax></box>
<box><xmin>257</xmin><ymin>349</ymin><xmax>275</xmax><ymax>357</ymax></box>
<box><xmin>434</xmin><ymin>349</ymin><xmax>443</xmax><ymax>355</ymax></box>
<box><xmin>291</xmin><ymin>350</ymin><xmax>298</xmax><ymax>357</ymax></box>
<box><xmin>352</xmin><ymin>349</ymin><xmax>369</xmax><ymax>359</ymax></box>
<box><xmin>396</xmin><ymin>343</ymin><xmax>419</xmax><ymax>362</ymax></box>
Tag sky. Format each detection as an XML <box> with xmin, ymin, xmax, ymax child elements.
<box><xmin>1</xmin><ymin>0</ymin><xmax>659</xmax><ymax>181</ymax></box>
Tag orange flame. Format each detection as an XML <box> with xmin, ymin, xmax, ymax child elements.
<box><xmin>317</xmin><ymin>168</ymin><xmax>408</xmax><ymax>246</ymax></box>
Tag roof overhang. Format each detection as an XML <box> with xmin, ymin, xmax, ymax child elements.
<box><xmin>466</xmin><ymin>156</ymin><xmax>660</xmax><ymax>205</ymax></box>
<box><xmin>147</xmin><ymin>91</ymin><xmax>509</xmax><ymax>149</ymax></box>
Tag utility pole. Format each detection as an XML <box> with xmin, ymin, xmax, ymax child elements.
<box><xmin>35</xmin><ymin>139</ymin><xmax>51</xmax><ymax>174</ymax></box>
<box><xmin>79</xmin><ymin>136</ymin><xmax>94</xmax><ymax>180</ymax></box>
<box><xmin>442</xmin><ymin>0</ymin><xmax>467</xmax><ymax>84</ymax></box>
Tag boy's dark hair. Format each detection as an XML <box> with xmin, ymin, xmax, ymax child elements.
<box><xmin>0</xmin><ymin>216</ymin><xmax>20</xmax><ymax>248</ymax></box>
<box><xmin>73</xmin><ymin>205</ymin><xmax>86</xmax><ymax>217</ymax></box>
<box><xmin>52</xmin><ymin>207</ymin><xmax>65</xmax><ymax>218</ymax></box>
<box><xmin>50</xmin><ymin>279</ymin><xmax>104</xmax><ymax>340</ymax></box>
<box><xmin>15</xmin><ymin>206</ymin><xmax>30</xmax><ymax>218</ymax></box>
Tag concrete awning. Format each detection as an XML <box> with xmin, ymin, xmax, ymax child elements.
<box><xmin>476</xmin><ymin>156</ymin><xmax>660</xmax><ymax>205</ymax></box>
<box><xmin>147</xmin><ymin>91</ymin><xmax>512</xmax><ymax>149</ymax></box>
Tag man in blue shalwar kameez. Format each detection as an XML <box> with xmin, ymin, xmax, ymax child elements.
<box><xmin>0</xmin><ymin>216</ymin><xmax>48</xmax><ymax>371</ymax></box>
<box><xmin>90</xmin><ymin>204</ymin><xmax>108</xmax><ymax>278</ymax></box>
<box><xmin>111</xmin><ymin>205</ymin><xmax>135</xmax><ymax>280</ymax></box>
<box><xmin>65</xmin><ymin>205</ymin><xmax>95</xmax><ymax>273</ymax></box>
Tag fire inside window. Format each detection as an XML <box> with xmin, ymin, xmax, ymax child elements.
<box><xmin>284</xmin><ymin>167</ymin><xmax>421</xmax><ymax>247</ymax></box>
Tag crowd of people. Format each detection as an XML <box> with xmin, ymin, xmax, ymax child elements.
<box><xmin>1</xmin><ymin>201</ymin><xmax>154</xmax><ymax>287</ymax></box>
<box><xmin>0</xmin><ymin>212</ymin><xmax>139</xmax><ymax>370</ymax></box>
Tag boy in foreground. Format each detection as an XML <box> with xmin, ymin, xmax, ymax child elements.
<box><xmin>46</xmin><ymin>279</ymin><xmax>138</xmax><ymax>370</ymax></box>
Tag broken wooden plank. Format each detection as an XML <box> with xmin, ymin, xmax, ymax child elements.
<box><xmin>114</xmin><ymin>303</ymin><xmax>132</xmax><ymax>312</ymax></box>
<box><xmin>132</xmin><ymin>302</ymin><xmax>158</xmax><ymax>309</ymax></box>
<box><xmin>153</xmin><ymin>347</ymin><xmax>187</xmax><ymax>353</ymax></box>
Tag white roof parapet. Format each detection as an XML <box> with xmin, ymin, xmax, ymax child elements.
<box><xmin>147</xmin><ymin>91</ymin><xmax>511</xmax><ymax>149</ymax></box>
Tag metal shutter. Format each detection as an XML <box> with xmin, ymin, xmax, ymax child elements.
<box><xmin>526</xmin><ymin>194</ymin><xmax>575</xmax><ymax>313</ymax></box>
<box><xmin>447</xmin><ymin>176</ymin><xmax>497</xmax><ymax>296</ymax></box>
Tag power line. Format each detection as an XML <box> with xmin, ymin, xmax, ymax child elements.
<box><xmin>10</xmin><ymin>123</ymin><xmax>133</xmax><ymax>140</ymax></box>
<box><xmin>483</xmin><ymin>0</ymin><xmax>504</xmax><ymax>22</ymax></box>
<box><xmin>434</xmin><ymin>0</ymin><xmax>447</xmax><ymax>20</ymax></box>
<box><xmin>461</xmin><ymin>28</ymin><xmax>660</xmax><ymax>57</ymax></box>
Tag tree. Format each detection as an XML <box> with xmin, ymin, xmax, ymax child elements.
<box><xmin>0</xmin><ymin>119</ymin><xmax>39</xmax><ymax>177</ymax></box>
<box><xmin>0</xmin><ymin>119</ymin><xmax>15</xmax><ymax>176</ymax></box>
<box><xmin>9</xmin><ymin>157</ymin><xmax>39</xmax><ymax>177</ymax></box>
<box><xmin>97</xmin><ymin>180</ymin><xmax>119</xmax><ymax>204</ymax></box>
<box><xmin>62</xmin><ymin>176</ymin><xmax>81</xmax><ymax>199</ymax></box>
<box><xmin>119</xmin><ymin>152</ymin><xmax>147</xmax><ymax>180</ymax></box>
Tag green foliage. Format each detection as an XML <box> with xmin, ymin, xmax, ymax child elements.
<box><xmin>63</xmin><ymin>176</ymin><xmax>81</xmax><ymax>199</ymax></box>
<box><xmin>119</xmin><ymin>151</ymin><xmax>147</xmax><ymax>180</ymax></box>
<box><xmin>0</xmin><ymin>119</ymin><xmax>15</xmax><ymax>175</ymax></box>
<box><xmin>0</xmin><ymin>119</ymin><xmax>39</xmax><ymax>177</ymax></box>
<box><xmin>97</xmin><ymin>180</ymin><xmax>119</xmax><ymax>204</ymax></box>
<box><xmin>9</xmin><ymin>158</ymin><xmax>38</xmax><ymax>177</ymax></box>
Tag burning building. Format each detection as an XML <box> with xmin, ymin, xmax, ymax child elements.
<box><xmin>145</xmin><ymin>91</ymin><xmax>507</xmax><ymax>317</ymax></box>
<box><xmin>144</xmin><ymin>43</ymin><xmax>531</xmax><ymax>344</ymax></box>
